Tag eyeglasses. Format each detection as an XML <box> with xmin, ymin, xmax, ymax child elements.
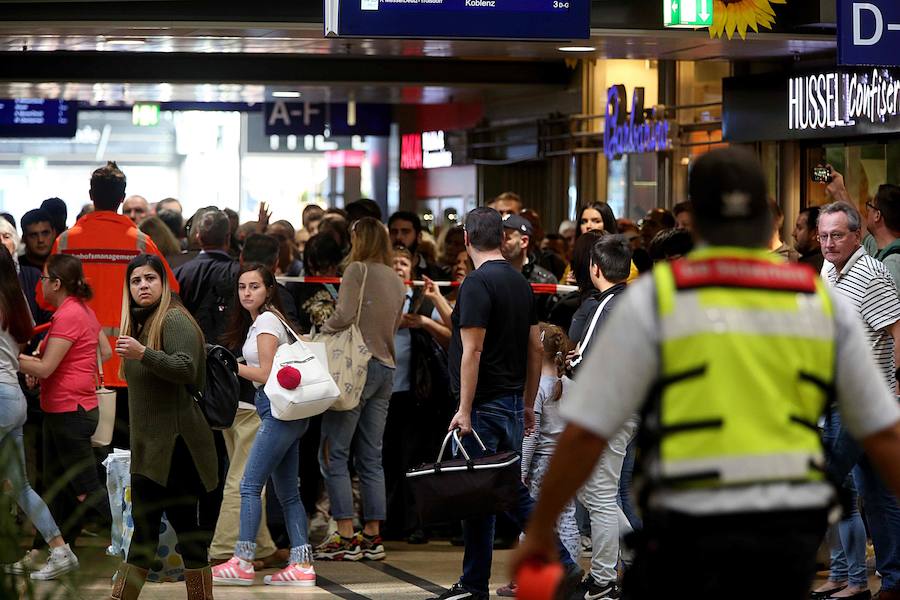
<box><xmin>818</xmin><ymin>232</ymin><xmax>851</xmax><ymax>243</ymax></box>
<box><xmin>39</xmin><ymin>275</ymin><xmax>58</xmax><ymax>282</ymax></box>
<box><xmin>866</xmin><ymin>201</ymin><xmax>880</xmax><ymax>212</ymax></box>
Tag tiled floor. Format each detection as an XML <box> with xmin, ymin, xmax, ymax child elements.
<box><xmin>15</xmin><ymin>538</ymin><xmax>885</xmax><ymax>599</ymax></box>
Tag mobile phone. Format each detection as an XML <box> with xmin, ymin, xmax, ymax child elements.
<box><xmin>812</xmin><ymin>166</ymin><xmax>833</xmax><ymax>184</ymax></box>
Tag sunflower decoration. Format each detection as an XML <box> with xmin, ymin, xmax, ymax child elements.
<box><xmin>709</xmin><ymin>0</ymin><xmax>786</xmax><ymax>40</ymax></box>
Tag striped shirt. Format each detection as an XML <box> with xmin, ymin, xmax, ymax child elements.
<box><xmin>825</xmin><ymin>246</ymin><xmax>900</xmax><ymax>390</ymax></box>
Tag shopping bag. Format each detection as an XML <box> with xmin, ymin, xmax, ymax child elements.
<box><xmin>102</xmin><ymin>450</ymin><xmax>185</xmax><ymax>583</ymax></box>
<box><xmin>313</xmin><ymin>262</ymin><xmax>371</xmax><ymax>411</ymax></box>
<box><xmin>406</xmin><ymin>429</ymin><xmax>521</xmax><ymax>524</ymax></box>
<box><xmin>264</xmin><ymin>315</ymin><xmax>340</xmax><ymax>420</ymax></box>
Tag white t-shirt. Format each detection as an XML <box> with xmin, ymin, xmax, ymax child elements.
<box><xmin>242</xmin><ymin>311</ymin><xmax>291</xmax><ymax>390</ymax></box>
<box><xmin>0</xmin><ymin>327</ymin><xmax>20</xmax><ymax>386</ymax></box>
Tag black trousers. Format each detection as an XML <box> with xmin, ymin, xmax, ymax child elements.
<box><xmin>112</xmin><ymin>388</ymin><xmax>130</xmax><ymax>450</ymax></box>
<box><xmin>33</xmin><ymin>407</ymin><xmax>110</xmax><ymax>549</ymax></box>
<box><xmin>129</xmin><ymin>438</ymin><xmax>209</xmax><ymax>570</ymax></box>
<box><xmin>623</xmin><ymin>508</ymin><xmax>829</xmax><ymax>600</ymax></box>
<box><xmin>383</xmin><ymin>391</ymin><xmax>433</xmax><ymax>537</ymax></box>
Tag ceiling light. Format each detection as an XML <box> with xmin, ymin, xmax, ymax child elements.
<box><xmin>558</xmin><ymin>46</ymin><xmax>596</xmax><ymax>52</ymax></box>
<box><xmin>105</xmin><ymin>38</ymin><xmax>146</xmax><ymax>46</ymax></box>
<box><xmin>273</xmin><ymin>91</ymin><xmax>302</xmax><ymax>98</ymax></box>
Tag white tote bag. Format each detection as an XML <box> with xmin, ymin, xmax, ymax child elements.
<box><xmin>264</xmin><ymin>314</ymin><xmax>341</xmax><ymax>421</ymax></box>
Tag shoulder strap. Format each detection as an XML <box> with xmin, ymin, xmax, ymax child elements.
<box><xmin>570</xmin><ymin>293</ymin><xmax>616</xmax><ymax>369</ymax></box>
<box><xmin>270</xmin><ymin>311</ymin><xmax>302</xmax><ymax>344</ymax></box>
<box><xmin>96</xmin><ymin>341</ymin><xmax>105</xmax><ymax>389</ymax></box>
<box><xmin>354</xmin><ymin>262</ymin><xmax>368</xmax><ymax>326</ymax></box>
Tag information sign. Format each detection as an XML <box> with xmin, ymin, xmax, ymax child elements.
<box><xmin>0</xmin><ymin>99</ymin><xmax>77</xmax><ymax>138</ymax></box>
<box><xmin>325</xmin><ymin>0</ymin><xmax>589</xmax><ymax>40</ymax></box>
<box><xmin>838</xmin><ymin>0</ymin><xmax>900</xmax><ymax>66</ymax></box>
<box><xmin>264</xmin><ymin>102</ymin><xmax>392</xmax><ymax>137</ymax></box>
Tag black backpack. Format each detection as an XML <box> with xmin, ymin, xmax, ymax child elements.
<box><xmin>189</xmin><ymin>344</ymin><xmax>240</xmax><ymax>430</ymax></box>
<box><xmin>193</xmin><ymin>275</ymin><xmax>235</xmax><ymax>347</ymax></box>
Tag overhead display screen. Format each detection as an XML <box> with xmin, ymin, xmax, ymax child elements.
<box><xmin>325</xmin><ymin>0</ymin><xmax>589</xmax><ymax>40</ymax></box>
<box><xmin>0</xmin><ymin>99</ymin><xmax>77</xmax><ymax>138</ymax></box>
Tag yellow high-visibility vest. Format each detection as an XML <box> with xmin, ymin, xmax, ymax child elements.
<box><xmin>649</xmin><ymin>247</ymin><xmax>835</xmax><ymax>490</ymax></box>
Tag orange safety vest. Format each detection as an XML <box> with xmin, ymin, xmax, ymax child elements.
<box><xmin>42</xmin><ymin>211</ymin><xmax>179</xmax><ymax>387</ymax></box>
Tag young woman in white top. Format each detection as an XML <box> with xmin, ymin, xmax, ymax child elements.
<box><xmin>211</xmin><ymin>263</ymin><xmax>315</xmax><ymax>588</ymax></box>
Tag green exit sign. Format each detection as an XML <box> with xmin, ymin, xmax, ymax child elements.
<box><xmin>664</xmin><ymin>0</ymin><xmax>713</xmax><ymax>28</ymax></box>
<box><xmin>132</xmin><ymin>103</ymin><xmax>159</xmax><ymax>127</ymax></box>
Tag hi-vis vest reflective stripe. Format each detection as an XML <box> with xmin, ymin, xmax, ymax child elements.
<box><xmin>649</xmin><ymin>247</ymin><xmax>836</xmax><ymax>490</ymax></box>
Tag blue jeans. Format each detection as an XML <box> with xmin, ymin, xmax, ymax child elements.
<box><xmin>320</xmin><ymin>359</ymin><xmax>394</xmax><ymax>522</ymax></box>
<box><xmin>618</xmin><ymin>437</ymin><xmax>642</xmax><ymax>530</ymax></box>
<box><xmin>826</xmin><ymin>467</ymin><xmax>868</xmax><ymax>587</ymax></box>
<box><xmin>856</xmin><ymin>454</ymin><xmax>900</xmax><ymax>591</ymax></box>
<box><xmin>0</xmin><ymin>383</ymin><xmax>61</xmax><ymax>543</ymax></box>
<box><xmin>459</xmin><ymin>394</ymin><xmax>575</xmax><ymax>594</ymax></box>
<box><xmin>237</xmin><ymin>389</ymin><xmax>310</xmax><ymax>560</ymax></box>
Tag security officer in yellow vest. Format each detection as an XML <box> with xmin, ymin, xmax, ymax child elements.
<box><xmin>510</xmin><ymin>148</ymin><xmax>900</xmax><ymax>600</ymax></box>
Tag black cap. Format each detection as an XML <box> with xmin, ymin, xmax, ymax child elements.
<box><xmin>502</xmin><ymin>213</ymin><xmax>533</xmax><ymax>237</ymax></box>
<box><xmin>689</xmin><ymin>148</ymin><xmax>768</xmax><ymax>223</ymax></box>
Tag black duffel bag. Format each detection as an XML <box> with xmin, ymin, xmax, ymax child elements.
<box><xmin>406</xmin><ymin>429</ymin><xmax>521</xmax><ymax>525</ymax></box>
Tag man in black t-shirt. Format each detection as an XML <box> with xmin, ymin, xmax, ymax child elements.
<box><xmin>432</xmin><ymin>207</ymin><xmax>579</xmax><ymax>600</ymax></box>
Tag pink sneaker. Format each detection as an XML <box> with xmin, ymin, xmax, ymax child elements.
<box><xmin>211</xmin><ymin>556</ymin><xmax>255</xmax><ymax>586</ymax></box>
<box><xmin>264</xmin><ymin>563</ymin><xmax>316</xmax><ymax>587</ymax></box>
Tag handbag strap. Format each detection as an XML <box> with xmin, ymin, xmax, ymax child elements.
<box><xmin>435</xmin><ymin>428</ymin><xmax>488</xmax><ymax>465</ymax></box>
<box><xmin>96</xmin><ymin>342</ymin><xmax>105</xmax><ymax>389</ymax></box>
<box><xmin>271</xmin><ymin>311</ymin><xmax>304</xmax><ymax>344</ymax></box>
<box><xmin>353</xmin><ymin>262</ymin><xmax>368</xmax><ymax>327</ymax></box>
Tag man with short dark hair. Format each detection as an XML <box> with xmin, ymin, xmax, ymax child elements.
<box><xmin>566</xmin><ymin>234</ymin><xmax>636</xmax><ymax>599</ymax></box>
<box><xmin>513</xmin><ymin>148</ymin><xmax>900</xmax><ymax>599</ymax></box>
<box><xmin>430</xmin><ymin>207</ymin><xmax>579</xmax><ymax>600</ymax></box>
<box><xmin>345</xmin><ymin>198</ymin><xmax>382</xmax><ymax>223</ymax></box>
<box><xmin>44</xmin><ymin>161</ymin><xmax>177</xmax><ymax>449</ymax></box>
<box><xmin>673</xmin><ymin>201</ymin><xmax>693</xmax><ymax>232</ymax></box>
<box><xmin>40</xmin><ymin>197</ymin><xmax>67</xmax><ymax>235</ymax></box>
<box><xmin>864</xmin><ymin>184</ymin><xmax>900</xmax><ymax>288</ymax></box>
<box><xmin>19</xmin><ymin>209</ymin><xmax>57</xmax><ymax>271</ymax></box>
<box><xmin>388</xmin><ymin>211</ymin><xmax>448</xmax><ymax>280</ymax></box>
<box><xmin>793</xmin><ymin>206</ymin><xmax>824</xmax><ymax>273</ymax></box>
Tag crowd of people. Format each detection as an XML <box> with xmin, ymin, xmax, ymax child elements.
<box><xmin>2</xmin><ymin>154</ymin><xmax>900</xmax><ymax>600</ymax></box>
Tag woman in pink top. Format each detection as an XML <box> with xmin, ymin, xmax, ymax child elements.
<box><xmin>19</xmin><ymin>254</ymin><xmax>112</xmax><ymax>555</ymax></box>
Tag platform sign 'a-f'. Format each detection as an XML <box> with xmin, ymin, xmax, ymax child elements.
<box><xmin>664</xmin><ymin>0</ymin><xmax>713</xmax><ymax>28</ymax></box>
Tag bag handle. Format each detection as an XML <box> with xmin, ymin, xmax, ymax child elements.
<box><xmin>271</xmin><ymin>311</ymin><xmax>304</xmax><ymax>345</ymax></box>
<box><xmin>96</xmin><ymin>341</ymin><xmax>105</xmax><ymax>390</ymax></box>
<box><xmin>353</xmin><ymin>262</ymin><xmax>368</xmax><ymax>327</ymax></box>
<box><xmin>435</xmin><ymin>428</ymin><xmax>487</xmax><ymax>465</ymax></box>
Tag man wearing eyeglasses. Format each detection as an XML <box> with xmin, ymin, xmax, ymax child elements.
<box><xmin>819</xmin><ymin>200</ymin><xmax>900</xmax><ymax>599</ymax></box>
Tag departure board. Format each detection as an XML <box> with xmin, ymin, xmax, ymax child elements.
<box><xmin>0</xmin><ymin>99</ymin><xmax>77</xmax><ymax>138</ymax></box>
<box><xmin>325</xmin><ymin>0</ymin><xmax>588</xmax><ymax>39</ymax></box>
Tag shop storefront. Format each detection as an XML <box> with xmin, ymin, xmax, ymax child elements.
<box><xmin>724</xmin><ymin>67</ymin><xmax>900</xmax><ymax>215</ymax></box>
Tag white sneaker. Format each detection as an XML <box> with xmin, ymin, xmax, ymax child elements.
<box><xmin>30</xmin><ymin>545</ymin><xmax>78</xmax><ymax>580</ymax></box>
<box><xmin>4</xmin><ymin>549</ymin><xmax>43</xmax><ymax>575</ymax></box>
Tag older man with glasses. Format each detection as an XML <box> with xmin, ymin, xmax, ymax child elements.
<box><xmin>819</xmin><ymin>200</ymin><xmax>900</xmax><ymax>600</ymax></box>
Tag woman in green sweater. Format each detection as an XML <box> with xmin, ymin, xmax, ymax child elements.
<box><xmin>109</xmin><ymin>254</ymin><xmax>218</xmax><ymax>600</ymax></box>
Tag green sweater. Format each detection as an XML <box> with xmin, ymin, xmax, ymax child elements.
<box><xmin>123</xmin><ymin>308</ymin><xmax>218</xmax><ymax>491</ymax></box>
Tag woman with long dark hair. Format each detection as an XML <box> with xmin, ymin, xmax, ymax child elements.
<box><xmin>109</xmin><ymin>254</ymin><xmax>217</xmax><ymax>600</ymax></box>
<box><xmin>0</xmin><ymin>246</ymin><xmax>79</xmax><ymax>581</ymax></box>
<box><xmin>314</xmin><ymin>217</ymin><xmax>406</xmax><ymax>562</ymax></box>
<box><xmin>574</xmin><ymin>202</ymin><xmax>619</xmax><ymax>239</ymax></box>
<box><xmin>212</xmin><ymin>263</ymin><xmax>316</xmax><ymax>588</ymax></box>
<box><xmin>17</xmin><ymin>254</ymin><xmax>111</xmax><ymax>568</ymax></box>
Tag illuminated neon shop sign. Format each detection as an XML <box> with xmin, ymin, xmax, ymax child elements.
<box><xmin>604</xmin><ymin>84</ymin><xmax>673</xmax><ymax>160</ymax></box>
<box><xmin>789</xmin><ymin>69</ymin><xmax>900</xmax><ymax>131</ymax></box>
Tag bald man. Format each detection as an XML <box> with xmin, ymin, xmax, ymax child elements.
<box><xmin>123</xmin><ymin>195</ymin><xmax>149</xmax><ymax>223</ymax></box>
